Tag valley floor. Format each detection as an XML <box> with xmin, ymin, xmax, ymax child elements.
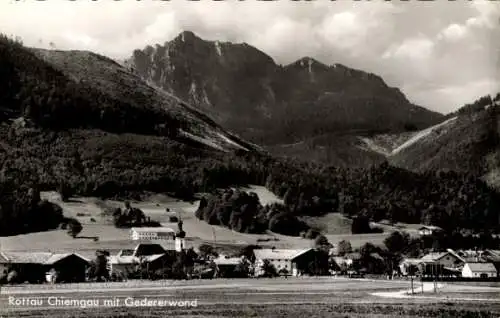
<box><xmin>1</xmin><ymin>277</ymin><xmax>499</xmax><ymax>317</ymax></box>
<box><xmin>0</xmin><ymin>185</ymin><xmax>430</xmax><ymax>258</ymax></box>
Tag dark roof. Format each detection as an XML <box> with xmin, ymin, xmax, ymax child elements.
<box><xmin>0</xmin><ymin>252</ymin><xmax>90</xmax><ymax>265</ymax></box>
<box><xmin>134</xmin><ymin>243</ymin><xmax>166</xmax><ymax>256</ymax></box>
<box><xmin>344</xmin><ymin>252</ymin><xmax>362</xmax><ymax>260</ymax></box>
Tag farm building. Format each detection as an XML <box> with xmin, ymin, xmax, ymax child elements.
<box><xmin>418</xmin><ymin>225</ymin><xmax>443</xmax><ymax>236</ymax></box>
<box><xmin>253</xmin><ymin>248</ymin><xmax>319</xmax><ymax>277</ymax></box>
<box><xmin>342</xmin><ymin>252</ymin><xmax>362</xmax><ymax>267</ymax></box>
<box><xmin>130</xmin><ymin>227</ymin><xmax>176</xmax><ymax>241</ymax></box>
<box><xmin>213</xmin><ymin>255</ymin><xmax>244</xmax><ymax>278</ymax></box>
<box><xmin>0</xmin><ymin>252</ymin><xmax>90</xmax><ymax>283</ymax></box>
<box><xmin>461</xmin><ymin>262</ymin><xmax>497</xmax><ymax>278</ymax></box>
<box><xmin>420</xmin><ymin>251</ymin><xmax>464</xmax><ymax>276</ymax></box>
<box><xmin>108</xmin><ymin>253</ymin><xmax>172</xmax><ymax>277</ymax></box>
<box><xmin>399</xmin><ymin>258</ymin><xmax>422</xmax><ymax>276</ymax></box>
<box><xmin>107</xmin><ymin>243</ymin><xmax>175</xmax><ymax>277</ymax></box>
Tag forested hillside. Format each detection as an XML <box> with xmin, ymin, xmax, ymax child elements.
<box><xmin>390</xmin><ymin>94</ymin><xmax>500</xmax><ymax>182</ymax></box>
<box><xmin>1</xmin><ymin>35</ymin><xmax>499</xmax><ymax>237</ymax></box>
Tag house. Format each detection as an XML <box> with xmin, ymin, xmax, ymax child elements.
<box><xmin>130</xmin><ymin>227</ymin><xmax>176</xmax><ymax>241</ymax></box>
<box><xmin>44</xmin><ymin>253</ymin><xmax>91</xmax><ymax>283</ymax></box>
<box><xmin>399</xmin><ymin>258</ymin><xmax>422</xmax><ymax>276</ymax></box>
<box><xmin>342</xmin><ymin>252</ymin><xmax>362</xmax><ymax>268</ymax></box>
<box><xmin>461</xmin><ymin>262</ymin><xmax>497</xmax><ymax>278</ymax></box>
<box><xmin>0</xmin><ymin>252</ymin><xmax>90</xmax><ymax>283</ymax></box>
<box><xmin>253</xmin><ymin>248</ymin><xmax>318</xmax><ymax>276</ymax></box>
<box><xmin>213</xmin><ymin>255</ymin><xmax>244</xmax><ymax>278</ymax></box>
<box><xmin>107</xmin><ymin>243</ymin><xmax>175</xmax><ymax>277</ymax></box>
<box><xmin>418</xmin><ymin>225</ymin><xmax>443</xmax><ymax>236</ymax></box>
<box><xmin>420</xmin><ymin>251</ymin><xmax>464</xmax><ymax>276</ymax></box>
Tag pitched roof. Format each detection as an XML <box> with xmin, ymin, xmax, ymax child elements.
<box><xmin>134</xmin><ymin>243</ymin><xmax>167</xmax><ymax>256</ymax></box>
<box><xmin>142</xmin><ymin>254</ymin><xmax>167</xmax><ymax>263</ymax></box>
<box><xmin>43</xmin><ymin>253</ymin><xmax>90</xmax><ymax>265</ymax></box>
<box><xmin>420</xmin><ymin>252</ymin><xmax>454</xmax><ymax>262</ymax></box>
<box><xmin>0</xmin><ymin>252</ymin><xmax>90</xmax><ymax>265</ymax></box>
<box><xmin>344</xmin><ymin>252</ymin><xmax>362</xmax><ymax>260</ymax></box>
<box><xmin>0</xmin><ymin>252</ymin><xmax>52</xmax><ymax>264</ymax></box>
<box><xmin>370</xmin><ymin>253</ymin><xmax>384</xmax><ymax>261</ymax></box>
<box><xmin>419</xmin><ymin>225</ymin><xmax>443</xmax><ymax>231</ymax></box>
<box><xmin>254</xmin><ymin>248</ymin><xmax>313</xmax><ymax>261</ymax></box>
<box><xmin>118</xmin><ymin>249</ymin><xmax>135</xmax><ymax>256</ymax></box>
<box><xmin>109</xmin><ymin>253</ymin><xmax>166</xmax><ymax>264</ymax></box>
<box><xmin>214</xmin><ymin>256</ymin><xmax>241</xmax><ymax>266</ymax></box>
<box><xmin>109</xmin><ymin>255</ymin><xmax>138</xmax><ymax>264</ymax></box>
<box><xmin>131</xmin><ymin>227</ymin><xmax>175</xmax><ymax>233</ymax></box>
<box><xmin>464</xmin><ymin>262</ymin><xmax>497</xmax><ymax>273</ymax></box>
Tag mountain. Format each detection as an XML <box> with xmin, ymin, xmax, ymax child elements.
<box><xmin>388</xmin><ymin>95</ymin><xmax>500</xmax><ymax>187</ymax></box>
<box><xmin>0</xmin><ymin>34</ymin><xmax>269</xmax><ymax>201</ymax></box>
<box><xmin>1</xmin><ymin>35</ymin><xmax>499</xmax><ymax>236</ymax></box>
<box><xmin>127</xmin><ymin>31</ymin><xmax>443</xmax><ymax>148</ymax></box>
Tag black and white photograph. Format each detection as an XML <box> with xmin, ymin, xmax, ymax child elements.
<box><xmin>0</xmin><ymin>0</ymin><xmax>499</xmax><ymax>317</ymax></box>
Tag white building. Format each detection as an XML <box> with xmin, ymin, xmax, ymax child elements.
<box><xmin>253</xmin><ymin>248</ymin><xmax>314</xmax><ymax>277</ymax></box>
<box><xmin>107</xmin><ymin>243</ymin><xmax>169</xmax><ymax>276</ymax></box>
<box><xmin>418</xmin><ymin>225</ymin><xmax>443</xmax><ymax>236</ymax></box>
<box><xmin>130</xmin><ymin>227</ymin><xmax>176</xmax><ymax>241</ymax></box>
<box><xmin>461</xmin><ymin>262</ymin><xmax>497</xmax><ymax>278</ymax></box>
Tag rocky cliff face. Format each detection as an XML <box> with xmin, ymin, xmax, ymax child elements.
<box><xmin>127</xmin><ymin>31</ymin><xmax>443</xmax><ymax>146</ymax></box>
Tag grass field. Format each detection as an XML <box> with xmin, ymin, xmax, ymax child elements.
<box><xmin>0</xmin><ymin>185</ymin><xmax>425</xmax><ymax>256</ymax></box>
<box><xmin>1</xmin><ymin>278</ymin><xmax>500</xmax><ymax>317</ymax></box>
<box><xmin>0</xmin><ymin>186</ymin><xmax>309</xmax><ymax>257</ymax></box>
<box><xmin>3</xmin><ymin>303</ymin><xmax>500</xmax><ymax>318</ymax></box>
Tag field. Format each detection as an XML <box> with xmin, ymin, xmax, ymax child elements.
<box><xmin>0</xmin><ymin>185</ymin><xmax>304</xmax><ymax>258</ymax></box>
<box><xmin>302</xmin><ymin>214</ymin><xmax>423</xmax><ymax>248</ymax></box>
<box><xmin>0</xmin><ymin>185</ymin><xmax>427</xmax><ymax>257</ymax></box>
<box><xmin>1</xmin><ymin>278</ymin><xmax>500</xmax><ymax>317</ymax></box>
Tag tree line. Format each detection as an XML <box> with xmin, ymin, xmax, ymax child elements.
<box><xmin>1</xmin><ymin>34</ymin><xmax>500</xmax><ymax>237</ymax></box>
<box><xmin>195</xmin><ymin>189</ymin><xmax>309</xmax><ymax>236</ymax></box>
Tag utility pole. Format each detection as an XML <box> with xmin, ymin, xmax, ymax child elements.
<box><xmin>410</xmin><ymin>275</ymin><xmax>414</xmax><ymax>294</ymax></box>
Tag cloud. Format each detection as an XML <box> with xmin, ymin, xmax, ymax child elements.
<box><xmin>383</xmin><ymin>36</ymin><xmax>435</xmax><ymax>61</ymax></box>
<box><xmin>438</xmin><ymin>24</ymin><xmax>468</xmax><ymax>42</ymax></box>
<box><xmin>406</xmin><ymin>78</ymin><xmax>500</xmax><ymax>114</ymax></box>
<box><xmin>0</xmin><ymin>0</ymin><xmax>498</xmax><ymax>114</ymax></box>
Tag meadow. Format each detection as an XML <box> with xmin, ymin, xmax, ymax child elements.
<box><xmin>0</xmin><ymin>185</ymin><xmax>424</xmax><ymax>257</ymax></box>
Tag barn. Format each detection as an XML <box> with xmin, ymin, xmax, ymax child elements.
<box><xmin>0</xmin><ymin>252</ymin><xmax>90</xmax><ymax>283</ymax></box>
<box><xmin>253</xmin><ymin>248</ymin><xmax>320</xmax><ymax>276</ymax></box>
<box><xmin>461</xmin><ymin>262</ymin><xmax>497</xmax><ymax>279</ymax></box>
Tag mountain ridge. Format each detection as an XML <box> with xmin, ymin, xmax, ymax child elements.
<box><xmin>126</xmin><ymin>31</ymin><xmax>443</xmax><ymax>150</ymax></box>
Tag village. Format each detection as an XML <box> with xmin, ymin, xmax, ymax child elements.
<box><xmin>1</xmin><ymin>221</ymin><xmax>499</xmax><ymax>285</ymax></box>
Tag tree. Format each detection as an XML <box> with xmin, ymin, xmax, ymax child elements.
<box><xmin>314</xmin><ymin>234</ymin><xmax>331</xmax><ymax>253</ymax></box>
<box><xmin>7</xmin><ymin>270</ymin><xmax>19</xmax><ymax>284</ymax></box>
<box><xmin>384</xmin><ymin>231</ymin><xmax>410</xmax><ymax>255</ymax></box>
<box><xmin>261</xmin><ymin>260</ymin><xmax>278</xmax><ymax>278</ymax></box>
<box><xmin>351</xmin><ymin>216</ymin><xmax>371</xmax><ymax>234</ymax></box>
<box><xmin>58</xmin><ymin>182</ymin><xmax>72</xmax><ymax>202</ymax></box>
<box><xmin>67</xmin><ymin>218</ymin><xmax>82</xmax><ymax>238</ymax></box>
<box><xmin>239</xmin><ymin>245</ymin><xmax>261</xmax><ymax>262</ymax></box>
<box><xmin>337</xmin><ymin>240</ymin><xmax>352</xmax><ymax>256</ymax></box>
<box><xmin>90</xmin><ymin>250</ymin><xmax>110</xmax><ymax>282</ymax></box>
<box><xmin>234</xmin><ymin>259</ymin><xmax>250</xmax><ymax>278</ymax></box>
<box><xmin>198</xmin><ymin>244</ymin><xmax>218</xmax><ymax>259</ymax></box>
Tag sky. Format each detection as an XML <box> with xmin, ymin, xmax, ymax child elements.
<box><xmin>1</xmin><ymin>0</ymin><xmax>499</xmax><ymax>114</ymax></box>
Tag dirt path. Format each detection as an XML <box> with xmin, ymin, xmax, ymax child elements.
<box><xmin>372</xmin><ymin>282</ymin><xmax>500</xmax><ymax>302</ymax></box>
